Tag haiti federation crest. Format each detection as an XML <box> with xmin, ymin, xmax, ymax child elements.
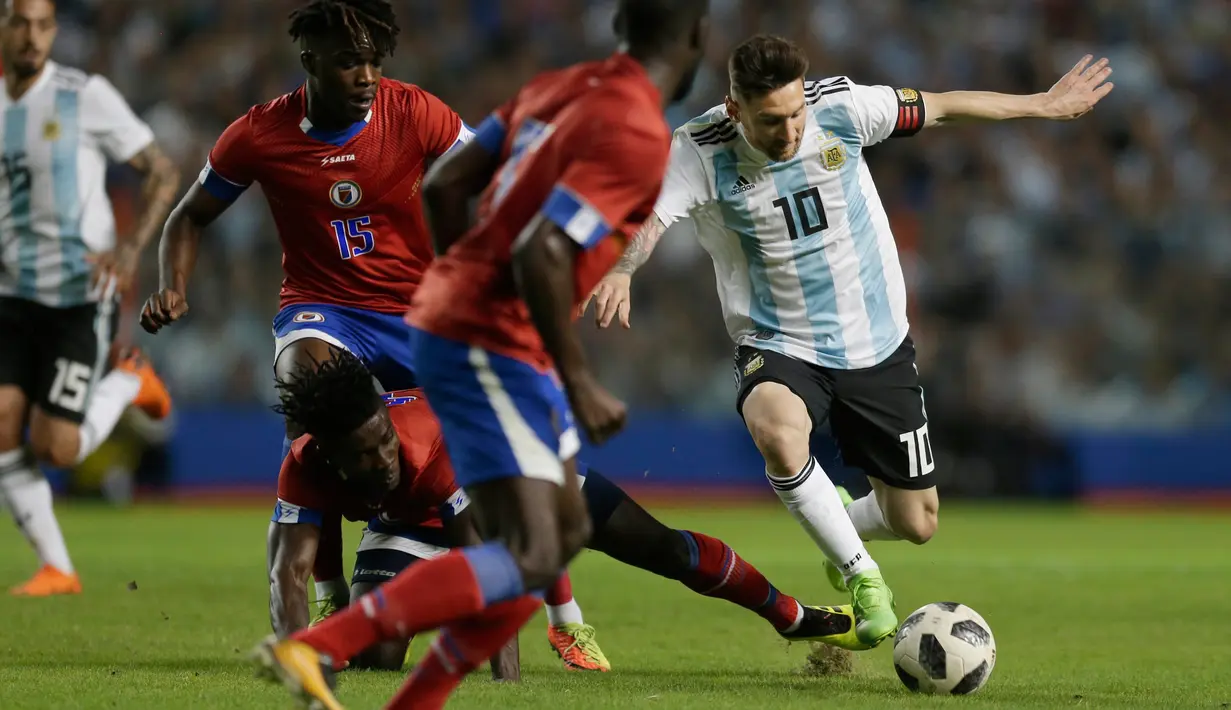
<box><xmin>329</xmin><ymin>179</ymin><xmax>362</xmax><ymax>208</ymax></box>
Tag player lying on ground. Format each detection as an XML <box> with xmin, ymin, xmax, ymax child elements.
<box><xmin>0</xmin><ymin>0</ymin><xmax>177</xmax><ymax>596</ymax></box>
<box><xmin>137</xmin><ymin>0</ymin><xmax>478</xmax><ymax>610</ymax></box>
<box><xmin>586</xmin><ymin>34</ymin><xmax>1115</xmax><ymax>636</ymax></box>
<box><xmin>260</xmin><ymin>353</ymin><xmax>863</xmax><ymax>690</ymax></box>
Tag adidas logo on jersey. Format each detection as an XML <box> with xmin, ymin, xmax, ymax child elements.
<box><xmin>730</xmin><ymin>175</ymin><xmax>756</xmax><ymax>195</ymax></box>
<box><xmin>322</xmin><ymin>154</ymin><xmax>356</xmax><ymax>166</ymax></box>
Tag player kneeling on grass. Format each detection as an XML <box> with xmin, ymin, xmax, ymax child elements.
<box><xmin>258</xmin><ymin>354</ymin><xmax>866</xmax><ymax>695</ymax></box>
<box><xmin>266</xmin><ymin>354</ymin><xmax>604</xmax><ymax>674</ymax></box>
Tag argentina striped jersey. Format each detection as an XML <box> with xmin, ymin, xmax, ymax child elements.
<box><xmin>0</xmin><ymin>61</ymin><xmax>153</xmax><ymax>306</ymax></box>
<box><xmin>653</xmin><ymin>77</ymin><xmax>925</xmax><ymax>370</ymax></box>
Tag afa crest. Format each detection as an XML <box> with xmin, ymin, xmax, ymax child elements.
<box><xmin>818</xmin><ymin>132</ymin><xmax>846</xmax><ymax>172</ymax></box>
<box><xmin>42</xmin><ymin>120</ymin><xmax>60</xmax><ymax>141</ymax></box>
<box><xmin>329</xmin><ymin>179</ymin><xmax>363</xmax><ymax>208</ymax></box>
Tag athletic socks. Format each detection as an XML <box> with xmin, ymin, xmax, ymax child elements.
<box><xmin>846</xmin><ymin>490</ymin><xmax>902</xmax><ymax>541</ymax></box>
<box><xmin>75</xmin><ymin>369</ymin><xmax>142</xmax><ymax>464</ymax></box>
<box><xmin>544</xmin><ymin>572</ymin><xmax>584</xmax><ymax>626</ymax></box>
<box><xmin>388</xmin><ymin>596</ymin><xmax>541</xmax><ymax>710</ymax></box>
<box><xmin>675</xmin><ymin>530</ymin><xmax>804</xmax><ymax>633</ymax></box>
<box><xmin>0</xmin><ymin>448</ymin><xmax>74</xmax><ymax>574</ymax></box>
<box><xmin>293</xmin><ymin>542</ymin><xmax>525</xmax><ymax>668</ymax></box>
<box><xmin>768</xmin><ymin>457</ymin><xmax>876</xmax><ymax>580</ymax></box>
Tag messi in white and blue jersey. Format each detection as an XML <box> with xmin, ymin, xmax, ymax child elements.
<box><xmin>592</xmin><ymin>35</ymin><xmax>1114</xmax><ymax>648</ymax></box>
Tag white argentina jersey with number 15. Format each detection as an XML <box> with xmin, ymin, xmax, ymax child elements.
<box><xmin>653</xmin><ymin>77</ymin><xmax>925</xmax><ymax>370</ymax></box>
<box><xmin>0</xmin><ymin>61</ymin><xmax>153</xmax><ymax>307</ymax></box>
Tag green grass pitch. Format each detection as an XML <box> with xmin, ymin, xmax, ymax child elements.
<box><xmin>0</xmin><ymin>502</ymin><xmax>1228</xmax><ymax>709</ymax></box>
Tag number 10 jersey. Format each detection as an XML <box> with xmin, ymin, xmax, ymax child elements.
<box><xmin>653</xmin><ymin>77</ymin><xmax>925</xmax><ymax>370</ymax></box>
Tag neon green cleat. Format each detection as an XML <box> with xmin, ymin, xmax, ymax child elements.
<box><xmin>548</xmin><ymin>622</ymin><xmax>611</xmax><ymax>671</ymax></box>
<box><xmin>779</xmin><ymin>604</ymin><xmax>876</xmax><ymax>651</ymax></box>
<box><xmin>849</xmin><ymin>569</ymin><xmax>897</xmax><ymax>647</ymax></box>
<box><xmin>310</xmin><ymin>595</ymin><xmax>345</xmax><ymax>627</ymax></box>
<box><xmin>824</xmin><ymin>486</ymin><xmax>856</xmax><ymax>593</ymax></box>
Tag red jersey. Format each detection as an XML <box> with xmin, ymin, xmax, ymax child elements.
<box><xmin>200</xmin><ymin>79</ymin><xmax>466</xmax><ymax>313</ymax></box>
<box><xmin>408</xmin><ymin>54</ymin><xmax>670</xmax><ymax>367</ymax></box>
<box><xmin>272</xmin><ymin>390</ymin><xmax>464</xmax><ymax>530</ymax></box>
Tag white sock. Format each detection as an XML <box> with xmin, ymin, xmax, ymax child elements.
<box><xmin>314</xmin><ymin>577</ymin><xmax>350</xmax><ymax>603</ymax></box>
<box><xmin>75</xmin><ymin>369</ymin><xmax>142</xmax><ymax>464</ymax></box>
<box><xmin>847</xmin><ymin>491</ymin><xmax>901</xmax><ymax>541</ymax></box>
<box><xmin>546</xmin><ymin>599</ymin><xmax>584</xmax><ymax>626</ymax></box>
<box><xmin>0</xmin><ymin>449</ymin><xmax>74</xmax><ymax>574</ymax></box>
<box><xmin>768</xmin><ymin>457</ymin><xmax>876</xmax><ymax>580</ymax></box>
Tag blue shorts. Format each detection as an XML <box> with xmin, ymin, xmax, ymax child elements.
<box><xmin>408</xmin><ymin>327</ymin><xmax>580</xmax><ymax>488</ymax></box>
<box><xmin>272</xmin><ymin>303</ymin><xmax>417</xmax><ymax>390</ymax></box>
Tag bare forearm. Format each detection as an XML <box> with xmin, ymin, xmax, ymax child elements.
<box><xmin>423</xmin><ymin>185</ymin><xmax>471</xmax><ymax>256</ymax></box>
<box><xmin>270</xmin><ymin>577</ymin><xmax>311</xmax><ymax>637</ymax></box>
<box><xmin>158</xmin><ymin>207</ymin><xmax>202</xmax><ymax>292</ymax></box>
<box><xmin>513</xmin><ymin>230</ymin><xmax>589</xmax><ymax>383</ymax></box>
<box><xmin>611</xmin><ymin>215</ymin><xmax>666</xmax><ymax>276</ymax></box>
<box><xmin>126</xmin><ymin>168</ymin><xmax>181</xmax><ymax>256</ymax></box>
<box><xmin>924</xmin><ymin>91</ymin><xmax>1045</xmax><ymax>127</ymax></box>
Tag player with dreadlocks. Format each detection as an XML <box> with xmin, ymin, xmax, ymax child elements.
<box><xmin>257</xmin><ymin>350</ymin><xmax>864</xmax><ymax>706</ymax></box>
<box><xmin>139</xmin><ymin>0</ymin><xmax>608</xmax><ymax>670</ymax></box>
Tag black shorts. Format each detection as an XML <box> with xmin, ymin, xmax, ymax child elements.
<box><xmin>734</xmin><ymin>335</ymin><xmax>935</xmax><ymax>490</ymax></box>
<box><xmin>0</xmin><ymin>296</ymin><xmax>118</xmax><ymax>423</ymax></box>
<box><xmin>350</xmin><ymin>524</ymin><xmax>451</xmax><ymax>586</ymax></box>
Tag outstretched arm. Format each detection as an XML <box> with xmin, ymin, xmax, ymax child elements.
<box><xmin>581</xmin><ymin>214</ymin><xmax>668</xmax><ymax>329</ymax></box>
<box><xmin>923</xmin><ymin>55</ymin><xmax>1113</xmax><ymax>127</ymax></box>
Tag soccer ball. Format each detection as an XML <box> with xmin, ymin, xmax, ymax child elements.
<box><xmin>892</xmin><ymin>602</ymin><xmax>996</xmax><ymax>695</ymax></box>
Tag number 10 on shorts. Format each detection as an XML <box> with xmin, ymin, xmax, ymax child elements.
<box><xmin>899</xmin><ymin>424</ymin><xmax>934</xmax><ymax>478</ymax></box>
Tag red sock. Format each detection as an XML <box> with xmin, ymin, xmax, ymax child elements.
<box><xmin>677</xmin><ymin>530</ymin><xmax>802</xmax><ymax>632</ymax></box>
<box><xmin>293</xmin><ymin>544</ymin><xmax>522</xmax><ymax>667</ymax></box>
<box><xmin>385</xmin><ymin>596</ymin><xmax>541</xmax><ymax>710</ymax></box>
<box><xmin>544</xmin><ymin>572</ymin><xmax>573</xmax><ymax>606</ymax></box>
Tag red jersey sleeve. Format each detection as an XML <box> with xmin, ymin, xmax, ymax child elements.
<box><xmin>412</xmin><ymin>88</ymin><xmax>464</xmax><ymax>159</ymax></box>
<box><xmin>272</xmin><ymin>438</ymin><xmax>330</xmax><ymax>526</ymax></box>
<box><xmin>540</xmin><ymin>117</ymin><xmax>669</xmax><ymax>251</ymax></box>
<box><xmin>199</xmin><ymin>112</ymin><xmax>257</xmax><ymax>202</ymax></box>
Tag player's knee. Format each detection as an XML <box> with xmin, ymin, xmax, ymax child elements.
<box><xmin>27</xmin><ymin>425</ymin><xmax>78</xmax><ymax>469</ymax></box>
<box><xmin>888</xmin><ymin>500</ymin><xmax>938</xmax><ymax>545</ymax></box>
<box><xmin>510</xmin><ymin>534</ymin><xmax>566</xmax><ymax>592</ymax></box>
<box><xmin>746</xmin><ymin>418</ymin><xmax>810</xmax><ymax>475</ymax></box>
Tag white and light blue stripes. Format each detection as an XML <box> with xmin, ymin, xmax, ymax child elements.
<box><xmin>4</xmin><ymin>105</ymin><xmax>35</xmax><ymax>300</ymax></box>
<box><xmin>53</xmin><ymin>89</ymin><xmax>85</xmax><ymax>305</ymax></box>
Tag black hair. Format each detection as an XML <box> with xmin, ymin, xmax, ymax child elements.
<box><xmin>273</xmin><ymin>350</ymin><xmax>383</xmax><ymax>441</ymax></box>
<box><xmin>615</xmin><ymin>0</ymin><xmax>708</xmax><ymax>53</ymax></box>
<box><xmin>288</xmin><ymin>0</ymin><xmax>400</xmax><ymax>56</ymax></box>
<box><xmin>728</xmin><ymin>34</ymin><xmax>810</xmax><ymax>99</ymax></box>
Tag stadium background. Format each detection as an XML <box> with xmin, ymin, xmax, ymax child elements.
<box><xmin>48</xmin><ymin>0</ymin><xmax>1230</xmax><ymax>504</ymax></box>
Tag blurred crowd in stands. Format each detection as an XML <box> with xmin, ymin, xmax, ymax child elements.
<box><xmin>53</xmin><ymin>0</ymin><xmax>1230</xmax><ymax>446</ymax></box>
